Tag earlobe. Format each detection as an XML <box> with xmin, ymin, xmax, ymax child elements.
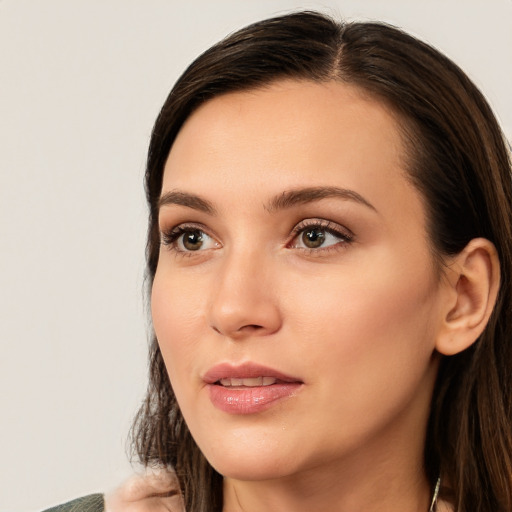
<box><xmin>436</xmin><ymin>238</ymin><xmax>500</xmax><ymax>356</ymax></box>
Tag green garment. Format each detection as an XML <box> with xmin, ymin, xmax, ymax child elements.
<box><xmin>42</xmin><ymin>494</ymin><xmax>104</xmax><ymax>512</ymax></box>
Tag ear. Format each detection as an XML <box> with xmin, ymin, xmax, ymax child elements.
<box><xmin>436</xmin><ymin>238</ymin><xmax>500</xmax><ymax>356</ymax></box>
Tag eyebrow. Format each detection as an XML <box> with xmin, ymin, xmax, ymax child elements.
<box><xmin>158</xmin><ymin>191</ymin><xmax>217</xmax><ymax>215</ymax></box>
<box><xmin>265</xmin><ymin>186</ymin><xmax>377</xmax><ymax>213</ymax></box>
<box><xmin>157</xmin><ymin>186</ymin><xmax>376</xmax><ymax>215</ymax></box>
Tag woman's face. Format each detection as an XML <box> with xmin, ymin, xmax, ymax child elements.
<box><xmin>152</xmin><ymin>80</ymin><xmax>446</xmax><ymax>481</ymax></box>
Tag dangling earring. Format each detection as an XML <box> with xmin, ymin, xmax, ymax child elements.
<box><xmin>428</xmin><ymin>476</ymin><xmax>441</xmax><ymax>512</ymax></box>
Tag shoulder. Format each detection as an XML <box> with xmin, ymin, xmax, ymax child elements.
<box><xmin>42</xmin><ymin>494</ymin><xmax>104</xmax><ymax>512</ymax></box>
<box><xmin>41</xmin><ymin>470</ymin><xmax>184</xmax><ymax>512</ymax></box>
<box><xmin>105</xmin><ymin>469</ymin><xmax>185</xmax><ymax>512</ymax></box>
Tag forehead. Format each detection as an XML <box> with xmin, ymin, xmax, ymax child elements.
<box><xmin>162</xmin><ymin>79</ymin><xmax>422</xmax><ymax>224</ymax></box>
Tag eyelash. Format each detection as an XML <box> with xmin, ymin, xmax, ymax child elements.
<box><xmin>160</xmin><ymin>223</ymin><xmax>214</xmax><ymax>253</ymax></box>
<box><xmin>160</xmin><ymin>219</ymin><xmax>354</xmax><ymax>255</ymax></box>
<box><xmin>288</xmin><ymin>219</ymin><xmax>354</xmax><ymax>253</ymax></box>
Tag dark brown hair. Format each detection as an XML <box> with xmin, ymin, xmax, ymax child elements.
<box><xmin>132</xmin><ymin>11</ymin><xmax>512</xmax><ymax>512</ymax></box>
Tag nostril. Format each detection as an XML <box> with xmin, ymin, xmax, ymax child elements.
<box><xmin>239</xmin><ymin>324</ymin><xmax>263</xmax><ymax>332</ymax></box>
<box><xmin>210</xmin><ymin>323</ymin><xmax>264</xmax><ymax>336</ymax></box>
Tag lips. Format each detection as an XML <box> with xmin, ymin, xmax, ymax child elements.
<box><xmin>203</xmin><ymin>363</ymin><xmax>303</xmax><ymax>414</ymax></box>
<box><xmin>203</xmin><ymin>362</ymin><xmax>301</xmax><ymax>384</ymax></box>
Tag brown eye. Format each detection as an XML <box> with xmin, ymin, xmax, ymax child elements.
<box><xmin>161</xmin><ymin>225</ymin><xmax>220</xmax><ymax>253</ymax></box>
<box><xmin>181</xmin><ymin>230</ymin><xmax>205</xmax><ymax>251</ymax></box>
<box><xmin>302</xmin><ymin>228</ymin><xmax>326</xmax><ymax>248</ymax></box>
<box><xmin>290</xmin><ymin>220</ymin><xmax>353</xmax><ymax>252</ymax></box>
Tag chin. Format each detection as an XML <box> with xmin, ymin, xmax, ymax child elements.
<box><xmin>197</xmin><ymin>433</ymin><xmax>302</xmax><ymax>482</ymax></box>
<box><xmin>210</xmin><ymin>456</ymin><xmax>294</xmax><ymax>482</ymax></box>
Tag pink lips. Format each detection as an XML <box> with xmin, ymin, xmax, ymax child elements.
<box><xmin>203</xmin><ymin>363</ymin><xmax>303</xmax><ymax>415</ymax></box>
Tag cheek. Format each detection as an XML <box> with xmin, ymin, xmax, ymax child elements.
<box><xmin>291</xmin><ymin>244</ymin><xmax>439</xmax><ymax>347</ymax></box>
<box><xmin>151</xmin><ymin>268</ymin><xmax>205</xmax><ymax>392</ymax></box>
<box><xmin>285</xmin><ymin>253</ymin><xmax>439</xmax><ymax>413</ymax></box>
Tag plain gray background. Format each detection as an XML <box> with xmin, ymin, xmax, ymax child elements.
<box><xmin>1</xmin><ymin>1</ymin><xmax>511</xmax><ymax>510</ymax></box>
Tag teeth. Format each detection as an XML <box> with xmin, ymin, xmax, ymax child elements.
<box><xmin>219</xmin><ymin>377</ymin><xmax>277</xmax><ymax>387</ymax></box>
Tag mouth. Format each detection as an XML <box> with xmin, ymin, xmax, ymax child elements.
<box><xmin>203</xmin><ymin>363</ymin><xmax>303</xmax><ymax>414</ymax></box>
<box><xmin>203</xmin><ymin>362</ymin><xmax>302</xmax><ymax>385</ymax></box>
<box><xmin>218</xmin><ymin>376</ymin><xmax>282</xmax><ymax>387</ymax></box>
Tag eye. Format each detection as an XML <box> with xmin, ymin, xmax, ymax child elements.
<box><xmin>179</xmin><ymin>229</ymin><xmax>209</xmax><ymax>251</ymax></box>
<box><xmin>290</xmin><ymin>220</ymin><xmax>353</xmax><ymax>251</ymax></box>
<box><xmin>161</xmin><ymin>225</ymin><xmax>219</xmax><ymax>252</ymax></box>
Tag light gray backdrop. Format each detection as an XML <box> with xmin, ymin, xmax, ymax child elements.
<box><xmin>1</xmin><ymin>1</ymin><xmax>511</xmax><ymax>510</ymax></box>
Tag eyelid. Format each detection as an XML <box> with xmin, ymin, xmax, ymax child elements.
<box><xmin>288</xmin><ymin>218</ymin><xmax>354</xmax><ymax>249</ymax></box>
<box><xmin>160</xmin><ymin>222</ymin><xmax>220</xmax><ymax>252</ymax></box>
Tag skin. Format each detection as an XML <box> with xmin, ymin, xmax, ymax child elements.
<box><xmin>151</xmin><ymin>80</ymin><xmax>459</xmax><ymax>511</ymax></box>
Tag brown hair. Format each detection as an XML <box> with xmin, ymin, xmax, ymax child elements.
<box><xmin>132</xmin><ymin>11</ymin><xmax>512</xmax><ymax>512</ymax></box>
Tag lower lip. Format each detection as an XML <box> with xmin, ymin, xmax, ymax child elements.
<box><xmin>208</xmin><ymin>383</ymin><xmax>302</xmax><ymax>414</ymax></box>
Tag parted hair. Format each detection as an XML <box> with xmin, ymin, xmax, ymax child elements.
<box><xmin>132</xmin><ymin>11</ymin><xmax>512</xmax><ymax>512</ymax></box>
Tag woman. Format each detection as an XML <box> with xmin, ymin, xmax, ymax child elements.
<box><xmin>45</xmin><ymin>10</ymin><xmax>512</xmax><ymax>512</ymax></box>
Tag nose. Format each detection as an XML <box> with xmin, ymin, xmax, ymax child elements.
<box><xmin>208</xmin><ymin>249</ymin><xmax>282</xmax><ymax>339</ymax></box>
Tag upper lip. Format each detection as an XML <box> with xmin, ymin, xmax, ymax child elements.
<box><xmin>202</xmin><ymin>362</ymin><xmax>302</xmax><ymax>384</ymax></box>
